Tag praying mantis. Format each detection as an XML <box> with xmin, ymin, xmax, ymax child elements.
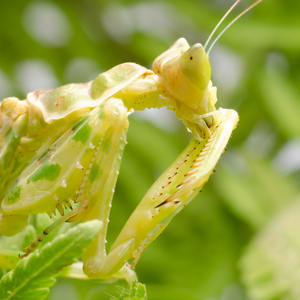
<box><xmin>0</xmin><ymin>0</ymin><xmax>262</xmax><ymax>280</ymax></box>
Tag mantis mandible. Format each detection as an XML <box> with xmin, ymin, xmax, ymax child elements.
<box><xmin>0</xmin><ymin>0</ymin><xmax>261</xmax><ymax>279</ymax></box>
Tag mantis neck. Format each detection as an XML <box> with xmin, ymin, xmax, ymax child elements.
<box><xmin>115</xmin><ymin>74</ymin><xmax>218</xmax><ymax>141</ymax></box>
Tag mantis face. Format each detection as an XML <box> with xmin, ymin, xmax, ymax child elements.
<box><xmin>153</xmin><ymin>38</ymin><xmax>213</xmax><ymax>114</ymax></box>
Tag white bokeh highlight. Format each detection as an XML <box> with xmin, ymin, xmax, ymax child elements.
<box><xmin>23</xmin><ymin>2</ymin><xmax>72</xmax><ymax>48</ymax></box>
<box><xmin>15</xmin><ymin>59</ymin><xmax>59</xmax><ymax>95</ymax></box>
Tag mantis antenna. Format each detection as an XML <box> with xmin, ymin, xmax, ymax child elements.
<box><xmin>205</xmin><ymin>0</ymin><xmax>263</xmax><ymax>56</ymax></box>
<box><xmin>203</xmin><ymin>0</ymin><xmax>241</xmax><ymax>51</ymax></box>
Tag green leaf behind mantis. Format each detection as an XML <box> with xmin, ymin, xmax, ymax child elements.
<box><xmin>0</xmin><ymin>220</ymin><xmax>102</xmax><ymax>300</ymax></box>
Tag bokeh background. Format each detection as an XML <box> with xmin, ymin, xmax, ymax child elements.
<box><xmin>1</xmin><ymin>0</ymin><xmax>300</xmax><ymax>299</ymax></box>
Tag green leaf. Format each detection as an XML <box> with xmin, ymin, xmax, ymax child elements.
<box><xmin>0</xmin><ymin>220</ymin><xmax>102</xmax><ymax>300</ymax></box>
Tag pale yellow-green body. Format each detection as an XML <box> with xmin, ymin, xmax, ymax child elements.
<box><xmin>0</xmin><ymin>38</ymin><xmax>238</xmax><ymax>278</ymax></box>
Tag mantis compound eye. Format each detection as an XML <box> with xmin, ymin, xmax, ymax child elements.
<box><xmin>180</xmin><ymin>43</ymin><xmax>211</xmax><ymax>92</ymax></box>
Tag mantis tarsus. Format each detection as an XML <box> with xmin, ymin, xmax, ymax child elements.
<box><xmin>0</xmin><ymin>0</ymin><xmax>261</xmax><ymax>279</ymax></box>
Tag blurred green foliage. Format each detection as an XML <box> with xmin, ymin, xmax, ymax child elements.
<box><xmin>0</xmin><ymin>0</ymin><xmax>300</xmax><ymax>299</ymax></box>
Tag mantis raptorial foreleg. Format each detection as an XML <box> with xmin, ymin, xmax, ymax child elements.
<box><xmin>105</xmin><ymin>109</ymin><xmax>238</xmax><ymax>273</ymax></box>
<box><xmin>0</xmin><ymin>98</ymin><xmax>129</xmax><ymax>243</ymax></box>
<box><xmin>82</xmin><ymin>108</ymin><xmax>238</xmax><ymax>277</ymax></box>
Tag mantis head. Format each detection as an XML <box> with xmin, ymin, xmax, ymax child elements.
<box><xmin>153</xmin><ymin>38</ymin><xmax>213</xmax><ymax>113</ymax></box>
<box><xmin>153</xmin><ymin>0</ymin><xmax>263</xmax><ymax>115</ymax></box>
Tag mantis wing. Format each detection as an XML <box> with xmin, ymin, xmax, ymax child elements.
<box><xmin>26</xmin><ymin>63</ymin><xmax>148</xmax><ymax>127</ymax></box>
